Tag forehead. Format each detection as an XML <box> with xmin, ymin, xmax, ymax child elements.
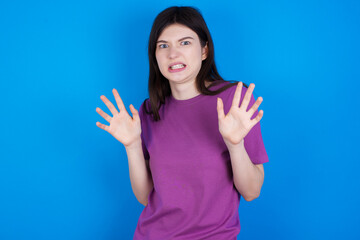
<box><xmin>158</xmin><ymin>24</ymin><xmax>198</xmax><ymax>41</ymax></box>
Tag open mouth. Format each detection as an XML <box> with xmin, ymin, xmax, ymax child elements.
<box><xmin>170</xmin><ymin>64</ymin><xmax>186</xmax><ymax>70</ymax></box>
<box><xmin>168</xmin><ymin>63</ymin><xmax>187</xmax><ymax>72</ymax></box>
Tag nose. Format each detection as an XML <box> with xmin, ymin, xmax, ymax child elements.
<box><xmin>168</xmin><ymin>46</ymin><xmax>180</xmax><ymax>59</ymax></box>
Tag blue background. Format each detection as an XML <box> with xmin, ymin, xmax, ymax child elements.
<box><xmin>1</xmin><ymin>0</ymin><xmax>359</xmax><ymax>239</ymax></box>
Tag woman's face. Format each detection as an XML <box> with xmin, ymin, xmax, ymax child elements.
<box><xmin>155</xmin><ymin>24</ymin><xmax>208</xmax><ymax>87</ymax></box>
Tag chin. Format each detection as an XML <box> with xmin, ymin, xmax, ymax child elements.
<box><xmin>165</xmin><ymin>75</ymin><xmax>187</xmax><ymax>83</ymax></box>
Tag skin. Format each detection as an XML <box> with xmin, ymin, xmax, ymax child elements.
<box><xmin>217</xmin><ymin>82</ymin><xmax>265</xmax><ymax>200</ymax></box>
<box><xmin>155</xmin><ymin>23</ymin><xmax>209</xmax><ymax>100</ymax></box>
<box><xmin>96</xmin><ymin>89</ymin><xmax>141</xmax><ymax>148</ymax></box>
<box><xmin>96</xmin><ymin>23</ymin><xmax>265</xmax><ymax>201</ymax></box>
<box><xmin>217</xmin><ymin>82</ymin><xmax>264</xmax><ymax>148</ymax></box>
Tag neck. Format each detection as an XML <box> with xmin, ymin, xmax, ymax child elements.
<box><xmin>169</xmin><ymin>80</ymin><xmax>211</xmax><ymax>100</ymax></box>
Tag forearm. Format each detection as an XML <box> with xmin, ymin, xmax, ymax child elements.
<box><xmin>226</xmin><ymin>139</ymin><xmax>264</xmax><ymax>201</ymax></box>
<box><xmin>125</xmin><ymin>139</ymin><xmax>154</xmax><ymax>206</ymax></box>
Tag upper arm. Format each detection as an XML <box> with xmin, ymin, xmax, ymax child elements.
<box><xmin>255</xmin><ymin>164</ymin><xmax>264</xmax><ymax>178</ymax></box>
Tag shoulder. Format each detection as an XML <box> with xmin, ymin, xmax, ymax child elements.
<box><xmin>215</xmin><ymin>81</ymin><xmax>254</xmax><ymax>111</ymax></box>
<box><xmin>209</xmin><ymin>80</ymin><xmax>247</xmax><ymax>95</ymax></box>
<box><xmin>210</xmin><ymin>80</ymin><xmax>245</xmax><ymax>100</ymax></box>
<box><xmin>140</xmin><ymin>98</ymin><xmax>153</xmax><ymax>112</ymax></box>
<box><xmin>139</xmin><ymin>98</ymin><xmax>151</xmax><ymax>120</ymax></box>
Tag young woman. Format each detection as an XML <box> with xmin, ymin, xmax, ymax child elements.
<box><xmin>96</xmin><ymin>6</ymin><xmax>269</xmax><ymax>240</ymax></box>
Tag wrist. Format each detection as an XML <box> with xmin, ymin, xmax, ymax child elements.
<box><xmin>224</xmin><ymin>138</ymin><xmax>244</xmax><ymax>152</ymax></box>
<box><xmin>124</xmin><ymin>137</ymin><xmax>142</xmax><ymax>151</ymax></box>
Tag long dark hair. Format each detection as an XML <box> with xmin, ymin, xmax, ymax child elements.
<box><xmin>143</xmin><ymin>6</ymin><xmax>247</xmax><ymax>121</ymax></box>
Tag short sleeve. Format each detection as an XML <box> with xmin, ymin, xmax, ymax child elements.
<box><xmin>139</xmin><ymin>101</ymin><xmax>150</xmax><ymax>161</ymax></box>
<box><xmin>244</xmin><ymin>93</ymin><xmax>269</xmax><ymax>164</ymax></box>
<box><xmin>224</xmin><ymin>84</ymin><xmax>269</xmax><ymax>164</ymax></box>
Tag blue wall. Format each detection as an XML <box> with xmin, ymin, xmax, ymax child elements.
<box><xmin>1</xmin><ymin>0</ymin><xmax>359</xmax><ymax>239</ymax></box>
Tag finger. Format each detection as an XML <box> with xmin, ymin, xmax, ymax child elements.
<box><xmin>129</xmin><ymin>104</ymin><xmax>139</xmax><ymax>121</ymax></box>
<box><xmin>231</xmin><ymin>82</ymin><xmax>243</xmax><ymax>107</ymax></box>
<box><xmin>248</xmin><ymin>96</ymin><xmax>263</xmax><ymax>116</ymax></box>
<box><xmin>96</xmin><ymin>107</ymin><xmax>112</xmax><ymax>123</ymax></box>
<box><xmin>96</xmin><ymin>121</ymin><xmax>110</xmax><ymax>132</ymax></box>
<box><xmin>217</xmin><ymin>97</ymin><xmax>225</xmax><ymax>120</ymax></box>
<box><xmin>113</xmin><ymin>88</ymin><xmax>126</xmax><ymax>112</ymax></box>
<box><xmin>240</xmin><ymin>83</ymin><xmax>255</xmax><ymax>111</ymax></box>
<box><xmin>100</xmin><ymin>95</ymin><xmax>118</xmax><ymax>116</ymax></box>
<box><xmin>251</xmin><ymin>110</ymin><xmax>264</xmax><ymax>124</ymax></box>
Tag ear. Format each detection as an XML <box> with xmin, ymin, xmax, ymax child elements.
<box><xmin>202</xmin><ymin>42</ymin><xmax>208</xmax><ymax>61</ymax></box>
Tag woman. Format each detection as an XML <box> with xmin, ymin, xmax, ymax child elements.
<box><xmin>96</xmin><ymin>6</ymin><xmax>269</xmax><ymax>240</ymax></box>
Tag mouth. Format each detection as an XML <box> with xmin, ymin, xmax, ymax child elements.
<box><xmin>168</xmin><ymin>63</ymin><xmax>187</xmax><ymax>73</ymax></box>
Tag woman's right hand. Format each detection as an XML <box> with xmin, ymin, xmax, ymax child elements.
<box><xmin>96</xmin><ymin>88</ymin><xmax>141</xmax><ymax>148</ymax></box>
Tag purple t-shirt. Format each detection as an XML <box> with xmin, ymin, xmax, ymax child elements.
<box><xmin>133</xmin><ymin>81</ymin><xmax>269</xmax><ymax>240</ymax></box>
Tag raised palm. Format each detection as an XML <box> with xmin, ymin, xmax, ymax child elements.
<box><xmin>96</xmin><ymin>88</ymin><xmax>141</xmax><ymax>147</ymax></box>
<box><xmin>217</xmin><ymin>82</ymin><xmax>264</xmax><ymax>146</ymax></box>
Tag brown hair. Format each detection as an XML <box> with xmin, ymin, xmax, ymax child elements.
<box><xmin>143</xmin><ymin>6</ymin><xmax>247</xmax><ymax>121</ymax></box>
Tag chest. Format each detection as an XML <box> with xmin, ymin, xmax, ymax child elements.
<box><xmin>145</xmin><ymin>103</ymin><xmax>228</xmax><ymax>171</ymax></box>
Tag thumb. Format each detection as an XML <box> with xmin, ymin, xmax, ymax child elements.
<box><xmin>129</xmin><ymin>104</ymin><xmax>139</xmax><ymax>120</ymax></box>
<box><xmin>217</xmin><ymin>97</ymin><xmax>225</xmax><ymax>120</ymax></box>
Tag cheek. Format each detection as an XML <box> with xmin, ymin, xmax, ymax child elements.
<box><xmin>155</xmin><ymin>53</ymin><xmax>166</xmax><ymax>68</ymax></box>
<box><xmin>155</xmin><ymin>54</ymin><xmax>168</xmax><ymax>75</ymax></box>
<box><xmin>190</xmin><ymin>51</ymin><xmax>203</xmax><ymax>69</ymax></box>
<box><xmin>191</xmin><ymin>47</ymin><xmax>203</xmax><ymax>61</ymax></box>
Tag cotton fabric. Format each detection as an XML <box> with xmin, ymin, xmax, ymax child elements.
<box><xmin>133</xmin><ymin>81</ymin><xmax>269</xmax><ymax>240</ymax></box>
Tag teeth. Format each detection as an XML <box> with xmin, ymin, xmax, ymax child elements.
<box><xmin>170</xmin><ymin>64</ymin><xmax>185</xmax><ymax>69</ymax></box>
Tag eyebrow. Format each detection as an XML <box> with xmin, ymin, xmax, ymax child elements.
<box><xmin>156</xmin><ymin>36</ymin><xmax>194</xmax><ymax>44</ymax></box>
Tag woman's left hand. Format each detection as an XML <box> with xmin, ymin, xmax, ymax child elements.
<box><xmin>217</xmin><ymin>82</ymin><xmax>264</xmax><ymax>147</ymax></box>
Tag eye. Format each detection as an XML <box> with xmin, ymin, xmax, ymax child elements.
<box><xmin>158</xmin><ymin>44</ymin><xmax>168</xmax><ymax>49</ymax></box>
<box><xmin>181</xmin><ymin>41</ymin><xmax>191</xmax><ymax>46</ymax></box>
